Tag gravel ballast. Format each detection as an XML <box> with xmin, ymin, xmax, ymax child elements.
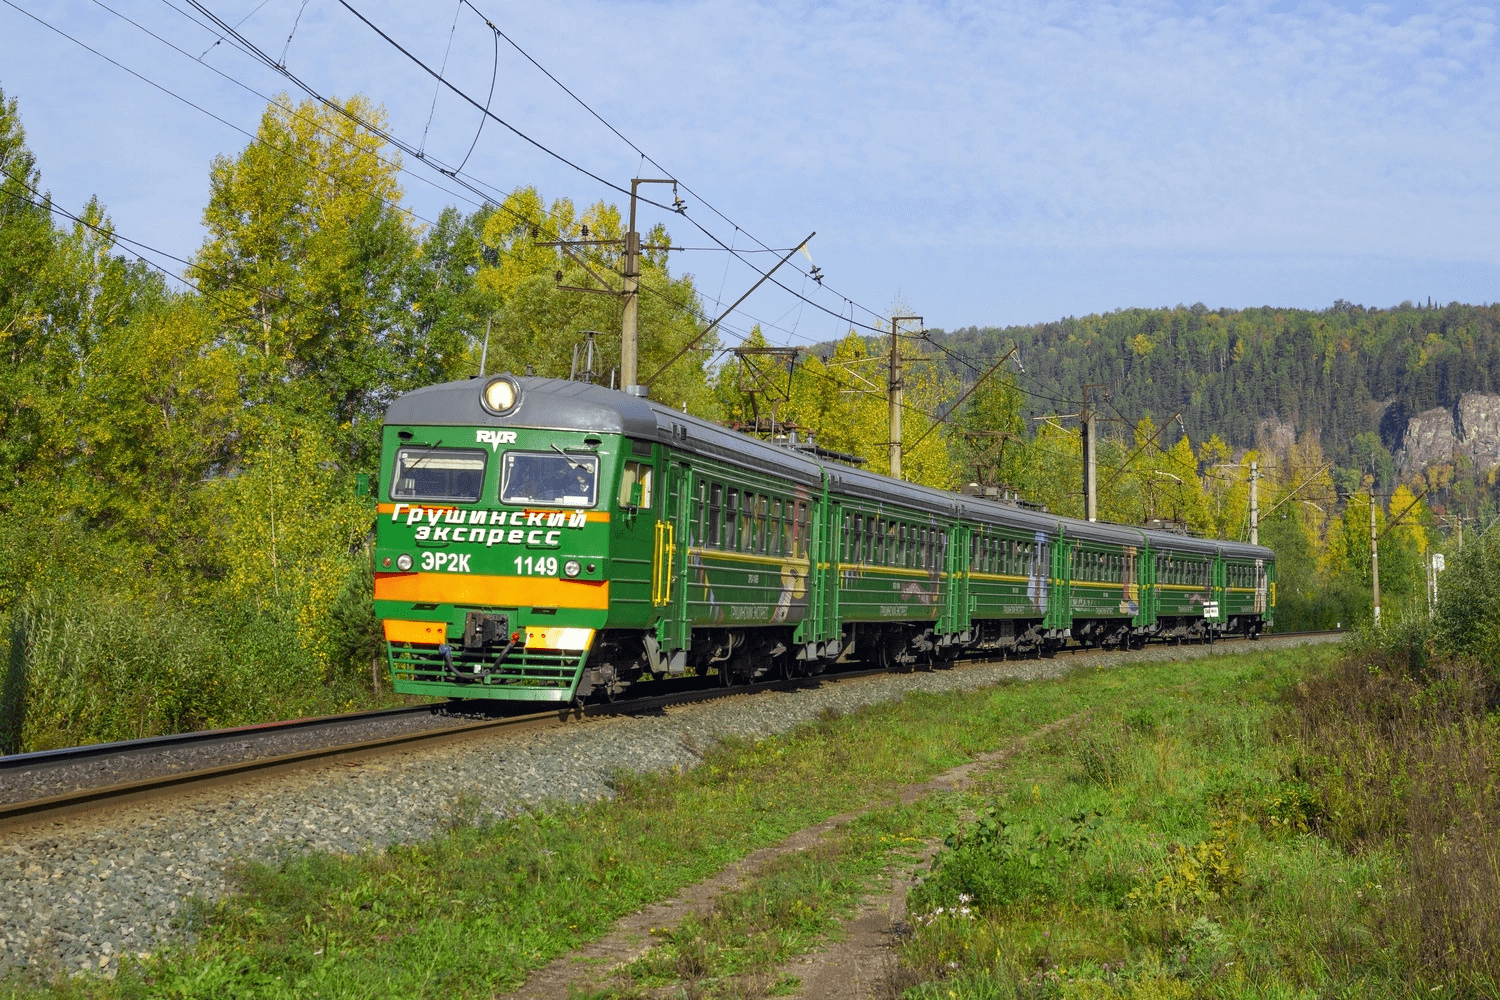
<box><xmin>0</xmin><ymin>635</ymin><xmax>1333</xmax><ymax>980</ymax></box>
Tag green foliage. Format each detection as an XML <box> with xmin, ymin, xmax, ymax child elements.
<box><xmin>891</xmin><ymin>645</ymin><xmax>1460</xmax><ymax>999</ymax></box>
<box><xmin>8</xmin><ymin>586</ymin><xmax>338</xmax><ymax>750</ymax></box>
<box><xmin>911</xmin><ymin>807</ymin><xmax>1105</xmax><ymax>913</ymax></box>
<box><xmin>1125</xmin><ymin>822</ymin><xmax>1247</xmax><ymax>911</ymax></box>
<box><xmin>1431</xmin><ymin>527</ymin><xmax>1500</xmax><ymax>663</ymax></box>
<box><xmin>1287</xmin><ymin>639</ymin><xmax>1500</xmax><ymax>987</ymax></box>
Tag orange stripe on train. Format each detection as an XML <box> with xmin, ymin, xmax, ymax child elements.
<box><xmin>374</xmin><ymin>572</ymin><xmax>610</xmax><ymax>609</ymax></box>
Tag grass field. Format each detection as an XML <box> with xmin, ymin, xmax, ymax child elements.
<box><xmin>9</xmin><ymin>638</ymin><xmax>1490</xmax><ymax>1000</ymax></box>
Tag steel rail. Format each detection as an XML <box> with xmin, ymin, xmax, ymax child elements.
<box><xmin>0</xmin><ymin>703</ymin><xmax>451</xmax><ymax>772</ymax></box>
<box><xmin>0</xmin><ymin>630</ymin><xmax>1342</xmax><ymax>829</ymax></box>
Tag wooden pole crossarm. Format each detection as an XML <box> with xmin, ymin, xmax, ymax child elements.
<box><xmin>642</xmin><ymin>232</ymin><xmax>814</xmax><ymax>388</ymax></box>
<box><xmin>1097</xmin><ymin>406</ymin><xmax>1184</xmax><ymax>494</ymax></box>
<box><xmin>903</xmin><ymin>346</ymin><xmax>1017</xmax><ymax>453</ymax></box>
<box><xmin>1257</xmin><ymin>463</ymin><xmax>1334</xmax><ymax>520</ymax></box>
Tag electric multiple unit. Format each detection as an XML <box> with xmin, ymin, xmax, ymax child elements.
<box><xmin>373</xmin><ymin>376</ymin><xmax>1275</xmax><ymax>702</ymax></box>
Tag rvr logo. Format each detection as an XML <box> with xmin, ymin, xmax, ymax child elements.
<box><xmin>476</xmin><ymin>429</ymin><xmax>518</xmax><ymax>450</ymax></box>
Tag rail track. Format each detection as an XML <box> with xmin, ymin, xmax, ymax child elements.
<box><xmin>0</xmin><ymin>630</ymin><xmax>1343</xmax><ymax>829</ymax></box>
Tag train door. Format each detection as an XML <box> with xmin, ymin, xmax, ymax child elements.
<box><xmin>652</xmin><ymin>458</ymin><xmax>692</xmax><ymax>659</ymax></box>
<box><xmin>939</xmin><ymin>521</ymin><xmax>972</xmax><ymax>639</ymax></box>
<box><xmin>1045</xmin><ymin>530</ymin><xmax>1073</xmax><ymax>633</ymax></box>
<box><xmin>1137</xmin><ymin>543</ymin><xmax>1157</xmax><ymax>628</ymax></box>
<box><xmin>795</xmin><ymin>475</ymin><xmax>841</xmax><ymax>656</ymax></box>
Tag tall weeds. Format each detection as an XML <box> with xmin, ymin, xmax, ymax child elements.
<box><xmin>1287</xmin><ymin>626</ymin><xmax>1500</xmax><ymax>989</ymax></box>
<box><xmin>5</xmin><ymin>584</ymin><xmax>376</xmax><ymax>751</ymax></box>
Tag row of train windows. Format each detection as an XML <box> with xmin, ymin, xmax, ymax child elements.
<box><xmin>1228</xmin><ymin>563</ymin><xmax>1263</xmax><ymax>588</ymax></box>
<box><xmin>1158</xmin><ymin>557</ymin><xmax>1210</xmax><ymax>586</ymax></box>
<box><xmin>697</xmin><ymin>483</ymin><xmax>810</xmax><ymax>557</ymax></box>
<box><xmin>1073</xmin><ymin>549</ymin><xmax>1129</xmax><ymax>582</ymax></box>
<box><xmin>842</xmin><ymin>514</ymin><xmax>945</xmax><ymax>570</ymax></box>
<box><xmin>971</xmin><ymin>536</ymin><xmax>1043</xmax><ymax>576</ymax></box>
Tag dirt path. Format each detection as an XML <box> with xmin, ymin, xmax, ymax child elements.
<box><xmin>495</xmin><ymin>710</ymin><xmax>1090</xmax><ymax>999</ymax></box>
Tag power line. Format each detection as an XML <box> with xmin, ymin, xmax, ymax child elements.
<box><xmin>455</xmin><ymin>0</ymin><xmax>891</xmax><ymax>328</ymax></box>
<box><xmin>335</xmin><ymin>0</ymin><xmax>891</xmax><ymax>338</ymax></box>
<box><xmin>167</xmin><ymin>0</ymin><xmax>828</xmax><ymax>350</ymax></box>
<box><xmin>35</xmin><ymin>0</ymin><xmax>785</xmax><ymax>354</ymax></box>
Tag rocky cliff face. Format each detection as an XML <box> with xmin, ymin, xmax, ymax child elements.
<box><xmin>1398</xmin><ymin>407</ymin><xmax>1456</xmax><ymax>473</ymax></box>
<box><xmin>1457</xmin><ymin>392</ymin><xmax>1500</xmax><ymax>469</ymax></box>
<box><xmin>1398</xmin><ymin>392</ymin><xmax>1500</xmax><ymax>473</ymax></box>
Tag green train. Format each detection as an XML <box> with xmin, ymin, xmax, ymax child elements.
<box><xmin>373</xmin><ymin>375</ymin><xmax>1274</xmax><ymax>702</ymax></box>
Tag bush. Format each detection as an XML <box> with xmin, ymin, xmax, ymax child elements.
<box><xmin>5</xmin><ymin>582</ymin><xmax>379</xmax><ymax>751</ymax></box>
<box><xmin>1288</xmin><ymin>641</ymin><xmax>1500</xmax><ymax>986</ymax></box>
<box><xmin>1432</xmin><ymin>528</ymin><xmax>1500</xmax><ymax>664</ymax></box>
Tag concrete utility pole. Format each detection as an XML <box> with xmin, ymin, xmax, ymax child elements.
<box><xmin>1249</xmin><ymin>461</ymin><xmax>1259</xmax><ymax>545</ymax></box>
<box><xmin>1370</xmin><ymin>491</ymin><xmax>1381</xmax><ymax>626</ymax></box>
<box><xmin>621</xmin><ymin>177</ymin><xmax>677</xmax><ymax>396</ymax></box>
<box><xmin>889</xmin><ymin>315</ymin><xmax>923</xmax><ymax>480</ymax></box>
<box><xmin>1081</xmin><ymin>389</ymin><xmax>1098</xmax><ymax>521</ymax></box>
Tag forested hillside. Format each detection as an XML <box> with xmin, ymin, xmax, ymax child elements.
<box><xmin>933</xmin><ymin>301</ymin><xmax>1500</xmax><ymax>507</ymax></box>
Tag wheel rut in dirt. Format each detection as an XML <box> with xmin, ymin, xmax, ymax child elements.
<box><xmin>494</xmin><ymin>709</ymin><xmax>1090</xmax><ymax>999</ymax></box>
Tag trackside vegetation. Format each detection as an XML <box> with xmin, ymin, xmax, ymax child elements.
<box><xmin>890</xmin><ymin>537</ymin><xmax>1500</xmax><ymax>998</ymax></box>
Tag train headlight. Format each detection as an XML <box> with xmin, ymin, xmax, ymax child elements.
<box><xmin>396</xmin><ymin>553</ymin><xmax>413</xmax><ymax>572</ymax></box>
<box><xmin>480</xmin><ymin>376</ymin><xmax>519</xmax><ymax>415</ymax></box>
<box><xmin>563</xmin><ymin>559</ymin><xmax>581</xmax><ymax>578</ymax></box>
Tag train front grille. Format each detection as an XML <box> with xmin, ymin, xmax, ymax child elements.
<box><xmin>387</xmin><ymin>642</ymin><xmax>586</xmax><ymax>699</ymax></box>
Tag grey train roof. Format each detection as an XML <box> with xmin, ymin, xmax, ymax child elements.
<box><xmin>386</xmin><ymin>376</ymin><xmax>1273</xmax><ymax>562</ymax></box>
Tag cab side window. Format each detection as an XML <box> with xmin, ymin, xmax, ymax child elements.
<box><xmin>618</xmin><ymin>461</ymin><xmax>654</xmax><ymax>509</ymax></box>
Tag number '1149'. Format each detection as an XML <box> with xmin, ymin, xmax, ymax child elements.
<box><xmin>515</xmin><ymin>556</ymin><xmax>559</xmax><ymax>576</ymax></box>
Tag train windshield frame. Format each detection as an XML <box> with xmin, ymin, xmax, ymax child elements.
<box><xmin>390</xmin><ymin>446</ymin><xmax>488</xmax><ymax>502</ymax></box>
<box><xmin>499</xmin><ymin>451</ymin><xmax>599</xmax><ymax>507</ymax></box>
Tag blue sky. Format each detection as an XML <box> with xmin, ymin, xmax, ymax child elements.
<box><xmin>1</xmin><ymin>0</ymin><xmax>1496</xmax><ymax>346</ymax></box>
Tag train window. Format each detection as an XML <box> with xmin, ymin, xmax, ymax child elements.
<box><xmin>618</xmin><ymin>461</ymin><xmax>654</xmax><ymax>510</ymax></box>
<box><xmin>499</xmin><ymin>451</ymin><xmax>598</xmax><ymax>507</ymax></box>
<box><xmin>756</xmin><ymin>495</ymin><xmax>769</xmax><ymax>554</ymax></box>
<box><xmin>741</xmin><ymin>493</ymin><xmax>757</xmax><ymax>552</ymax></box>
<box><xmin>708</xmin><ymin>484</ymin><xmax>723</xmax><ymax>547</ymax></box>
<box><xmin>392</xmin><ymin>447</ymin><xmax>487</xmax><ymax>503</ymax></box>
<box><xmin>694</xmin><ymin>482</ymin><xmax>706</xmax><ymax>543</ymax></box>
<box><xmin>795</xmin><ymin>501</ymin><xmax>808</xmax><ymax>558</ymax></box>
<box><xmin>726</xmin><ymin>489</ymin><xmax>740</xmax><ymax>550</ymax></box>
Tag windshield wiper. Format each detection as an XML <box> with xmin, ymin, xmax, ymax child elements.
<box><xmin>550</xmin><ymin>443</ymin><xmax>583</xmax><ymax>469</ymax></box>
<box><xmin>404</xmin><ymin>439</ymin><xmax>445</xmax><ymax>466</ymax></box>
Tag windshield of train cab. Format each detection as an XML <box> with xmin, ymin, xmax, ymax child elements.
<box><xmin>391</xmin><ymin>447</ymin><xmax>487</xmax><ymax>502</ymax></box>
<box><xmin>499</xmin><ymin>451</ymin><xmax>599</xmax><ymax>507</ymax></box>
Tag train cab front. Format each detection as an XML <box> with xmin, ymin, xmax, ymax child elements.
<box><xmin>372</xmin><ymin>375</ymin><xmax>618</xmax><ymax>702</ymax></box>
